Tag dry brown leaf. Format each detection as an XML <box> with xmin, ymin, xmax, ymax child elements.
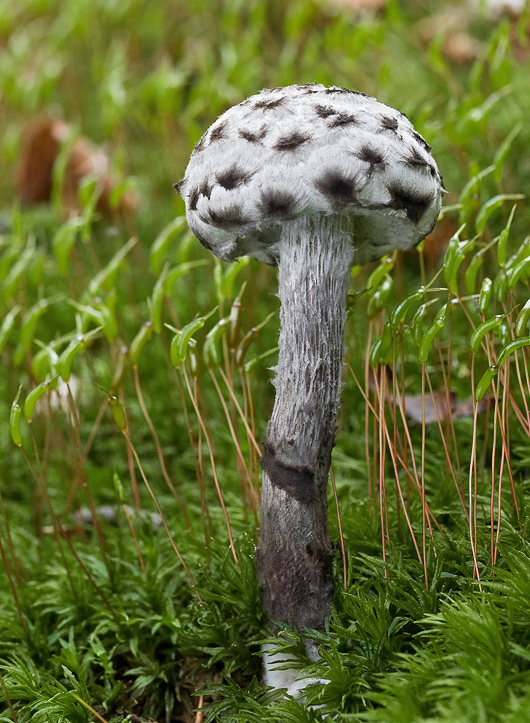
<box><xmin>16</xmin><ymin>116</ymin><xmax>138</xmax><ymax>218</ymax></box>
<box><xmin>416</xmin><ymin>8</ymin><xmax>479</xmax><ymax>64</ymax></box>
<box><xmin>367</xmin><ymin>368</ymin><xmax>487</xmax><ymax>423</ymax></box>
<box><xmin>404</xmin><ymin>389</ymin><xmax>487</xmax><ymax>424</ymax></box>
<box><xmin>442</xmin><ymin>31</ymin><xmax>479</xmax><ymax>64</ymax></box>
<box><xmin>416</xmin><ymin>9</ymin><xmax>468</xmax><ymax>41</ymax></box>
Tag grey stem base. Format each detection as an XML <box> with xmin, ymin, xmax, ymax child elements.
<box><xmin>257</xmin><ymin>214</ymin><xmax>354</xmax><ymax>633</ymax></box>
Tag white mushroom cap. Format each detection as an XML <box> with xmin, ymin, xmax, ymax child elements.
<box><xmin>176</xmin><ymin>84</ymin><xmax>444</xmax><ymax>266</ymax></box>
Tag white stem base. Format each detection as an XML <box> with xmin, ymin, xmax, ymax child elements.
<box><xmin>261</xmin><ymin>643</ymin><xmax>330</xmax><ymax>701</ymax></box>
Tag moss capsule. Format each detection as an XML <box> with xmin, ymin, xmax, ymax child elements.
<box><xmin>418</xmin><ymin>316</ymin><xmax>446</xmax><ymax>364</ymax></box>
<box><xmin>169</xmin><ymin>333</ymin><xmax>181</xmax><ymax>367</ymax></box>
<box><xmin>464</xmin><ymin>252</ymin><xmax>484</xmax><ymax>296</ymax></box>
<box><xmin>497</xmin><ymin>228</ymin><xmax>508</xmax><ymax>268</ymax></box>
<box><xmin>444</xmin><ymin>238</ymin><xmax>473</xmax><ymax>295</ymax></box>
<box><xmin>498</xmin><ymin>324</ymin><xmax>509</xmax><ymax>348</ymax></box>
<box><xmin>59</xmin><ymin>336</ymin><xmax>84</xmax><ymax>382</ymax></box>
<box><xmin>164</xmin><ymin>260</ymin><xmax>208</xmax><ymax>296</ymax></box>
<box><xmin>130</xmin><ymin>322</ymin><xmax>153</xmax><ymax>367</ymax></box>
<box><xmin>369</xmin><ymin>323</ymin><xmax>393</xmax><ymax>367</ymax></box>
<box><xmin>235</xmin><ymin>311</ymin><xmax>275</xmax><ymax>368</ymax></box>
<box><xmin>220</xmin><ymin>257</ymin><xmax>249</xmax><ymax>300</ymax></box>
<box><xmin>24</xmin><ymin>377</ymin><xmax>58</xmax><ymax>422</ymax></box>
<box><xmin>475</xmin><ymin>365</ymin><xmax>498</xmax><ymax>401</ymax></box>
<box><xmin>469</xmin><ymin>315</ymin><xmax>503</xmax><ymax>354</ymax></box>
<box><xmin>173</xmin><ymin>309</ymin><xmax>216</xmax><ymax>367</ymax></box>
<box><xmin>497</xmin><ymin>336</ymin><xmax>530</xmax><ymax>366</ymax></box>
<box><xmin>476</xmin><ymin>194</ymin><xmax>523</xmax><ymax>236</ymax></box>
<box><xmin>228</xmin><ymin>299</ymin><xmax>243</xmax><ymax>350</ymax></box>
<box><xmin>478</xmin><ymin>277</ymin><xmax>493</xmax><ymax>315</ymax></box>
<box><xmin>58</xmin><ymin>327</ymin><xmax>101</xmax><ymax>382</ymax></box>
<box><xmin>10</xmin><ymin>402</ymin><xmax>22</xmax><ymax>447</ymax></box>
<box><xmin>507</xmin><ymin>256</ymin><xmax>530</xmax><ymax>291</ymax></box>
<box><xmin>203</xmin><ymin>318</ymin><xmax>229</xmax><ymax>368</ymax></box>
<box><xmin>32</xmin><ymin>346</ymin><xmax>59</xmax><ymax>382</ymax></box>
<box><xmin>149</xmin><ymin>217</ymin><xmax>186</xmax><ymax>275</ymax></box>
<box><xmin>88</xmin><ymin>237</ymin><xmax>137</xmax><ymax>297</ymax></box>
<box><xmin>515</xmin><ymin>299</ymin><xmax>530</xmax><ymax>337</ymax></box>
<box><xmin>150</xmin><ymin>269</ymin><xmax>167</xmax><ymax>334</ymax></box>
<box><xmin>53</xmin><ymin>217</ymin><xmax>83</xmax><ymax>276</ymax></box>
<box><xmin>390</xmin><ymin>287</ymin><xmax>424</xmax><ymax>329</ymax></box>
<box><xmin>412</xmin><ymin>304</ymin><xmax>428</xmax><ymax>346</ymax></box>
<box><xmin>235</xmin><ymin>328</ymin><xmax>258</xmax><ymax>368</ymax></box>
<box><xmin>367</xmin><ymin>256</ymin><xmax>394</xmax><ymax>294</ymax></box>
<box><xmin>113</xmin><ymin>471</ymin><xmax>125</xmax><ymax>504</ymax></box>
<box><xmin>20</xmin><ymin>299</ymin><xmax>48</xmax><ymax>352</ymax></box>
<box><xmin>0</xmin><ymin>305</ymin><xmax>21</xmax><ymax>354</ymax></box>
<box><xmin>108</xmin><ymin>395</ymin><xmax>127</xmax><ymax>431</ymax></box>
<box><xmin>94</xmin><ymin>301</ymin><xmax>119</xmax><ymax>342</ymax></box>
<box><xmin>492</xmin><ymin>270</ymin><xmax>508</xmax><ymax>302</ymax></box>
<box><xmin>111</xmin><ymin>346</ymin><xmax>128</xmax><ymax>392</ymax></box>
<box><xmin>188</xmin><ymin>344</ymin><xmax>199</xmax><ymax>377</ymax></box>
<box><xmin>446</xmin><ymin>248</ymin><xmax>471</xmax><ymax>295</ymax></box>
<box><xmin>367</xmin><ymin>275</ymin><xmax>393</xmax><ymax>318</ymax></box>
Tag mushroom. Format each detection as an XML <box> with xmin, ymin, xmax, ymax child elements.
<box><xmin>176</xmin><ymin>83</ymin><xmax>443</xmax><ymax>691</ymax></box>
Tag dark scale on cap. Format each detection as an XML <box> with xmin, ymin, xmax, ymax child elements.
<box><xmin>315</xmin><ymin>171</ymin><xmax>359</xmax><ymax>205</ymax></box>
<box><xmin>193</xmin><ymin>134</ymin><xmax>207</xmax><ymax>153</ymax></box>
<box><xmin>193</xmin><ymin>137</ymin><xmax>206</xmax><ymax>155</ymax></box>
<box><xmin>323</xmin><ymin>87</ymin><xmax>369</xmax><ymax>97</ymax></box>
<box><xmin>412</xmin><ymin>130</ymin><xmax>432</xmax><ymax>153</ymax></box>
<box><xmin>173</xmin><ymin>179</ymin><xmax>184</xmax><ymax>195</ymax></box>
<box><xmin>209</xmin><ymin>206</ymin><xmax>248</xmax><ymax>230</ymax></box>
<box><xmin>300</xmin><ymin>84</ymin><xmax>319</xmax><ymax>93</ymax></box>
<box><xmin>254</xmin><ymin>96</ymin><xmax>286</xmax><ymax>110</ymax></box>
<box><xmin>188</xmin><ymin>187</ymin><xmax>200</xmax><ymax>211</ymax></box>
<box><xmin>328</xmin><ymin>112</ymin><xmax>358</xmax><ymax>128</ymax></box>
<box><xmin>216</xmin><ymin>165</ymin><xmax>252</xmax><ymax>190</ymax></box>
<box><xmin>209</xmin><ymin>121</ymin><xmax>228</xmax><ymax>143</ymax></box>
<box><xmin>355</xmin><ymin>145</ymin><xmax>386</xmax><ymax>172</ymax></box>
<box><xmin>239</xmin><ymin>126</ymin><xmax>268</xmax><ymax>143</ymax></box>
<box><xmin>199</xmin><ymin>180</ymin><xmax>212</xmax><ymax>199</ymax></box>
<box><xmin>388</xmin><ymin>185</ymin><xmax>430</xmax><ymax>223</ymax></box>
<box><xmin>325</xmin><ymin>87</ymin><xmax>352</xmax><ymax>95</ymax></box>
<box><xmin>314</xmin><ymin>104</ymin><xmax>337</xmax><ymax>118</ymax></box>
<box><xmin>258</xmin><ymin>189</ymin><xmax>297</xmax><ymax>217</ymax></box>
<box><xmin>274</xmin><ymin>131</ymin><xmax>312</xmax><ymax>151</ymax></box>
<box><xmin>380</xmin><ymin>115</ymin><xmax>399</xmax><ymax>132</ymax></box>
<box><xmin>401</xmin><ymin>146</ymin><xmax>430</xmax><ymax>169</ymax></box>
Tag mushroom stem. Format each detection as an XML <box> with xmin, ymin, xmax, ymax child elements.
<box><xmin>257</xmin><ymin>213</ymin><xmax>354</xmax><ymax>631</ymax></box>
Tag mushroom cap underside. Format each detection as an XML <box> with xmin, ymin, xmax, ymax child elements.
<box><xmin>177</xmin><ymin>84</ymin><xmax>444</xmax><ymax>266</ymax></box>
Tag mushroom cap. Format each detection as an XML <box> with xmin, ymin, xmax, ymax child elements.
<box><xmin>177</xmin><ymin>84</ymin><xmax>444</xmax><ymax>266</ymax></box>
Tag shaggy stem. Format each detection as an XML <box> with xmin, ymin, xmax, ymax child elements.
<box><xmin>257</xmin><ymin>214</ymin><xmax>353</xmax><ymax>630</ymax></box>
